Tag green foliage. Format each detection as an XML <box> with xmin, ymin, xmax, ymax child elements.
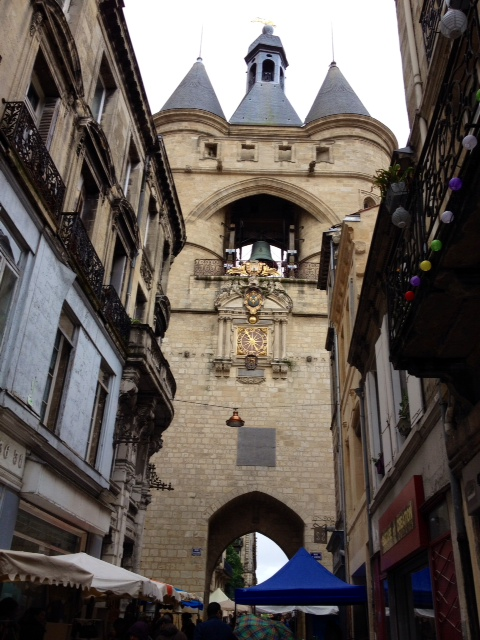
<box><xmin>371</xmin><ymin>164</ymin><xmax>414</xmax><ymax>199</ymax></box>
<box><xmin>399</xmin><ymin>392</ymin><xmax>410</xmax><ymax>421</ymax></box>
<box><xmin>225</xmin><ymin>545</ymin><xmax>245</xmax><ymax>599</ymax></box>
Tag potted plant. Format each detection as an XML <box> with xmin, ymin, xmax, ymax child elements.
<box><xmin>397</xmin><ymin>392</ymin><xmax>411</xmax><ymax>437</ymax></box>
<box><xmin>372</xmin><ymin>164</ymin><xmax>413</xmax><ymax>213</ymax></box>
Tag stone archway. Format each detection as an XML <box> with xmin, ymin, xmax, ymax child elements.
<box><xmin>204</xmin><ymin>490</ymin><xmax>304</xmax><ymax>599</ymax></box>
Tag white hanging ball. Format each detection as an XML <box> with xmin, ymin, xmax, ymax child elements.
<box><xmin>392</xmin><ymin>206</ymin><xmax>411</xmax><ymax>228</ymax></box>
<box><xmin>462</xmin><ymin>134</ymin><xmax>478</xmax><ymax>150</ymax></box>
<box><xmin>440</xmin><ymin>9</ymin><xmax>468</xmax><ymax>39</ymax></box>
<box><xmin>441</xmin><ymin>210</ymin><xmax>454</xmax><ymax>223</ymax></box>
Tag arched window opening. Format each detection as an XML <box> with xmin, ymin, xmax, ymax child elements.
<box><xmin>248</xmin><ymin>63</ymin><xmax>257</xmax><ymax>90</ymax></box>
<box><xmin>363</xmin><ymin>196</ymin><xmax>376</xmax><ymax>209</ymax></box>
<box><xmin>262</xmin><ymin>59</ymin><xmax>275</xmax><ymax>82</ymax></box>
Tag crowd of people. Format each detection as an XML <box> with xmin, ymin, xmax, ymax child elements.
<box><xmin>1</xmin><ymin>597</ymin><xmax>303</xmax><ymax>640</ymax></box>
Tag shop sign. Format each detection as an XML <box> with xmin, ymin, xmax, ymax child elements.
<box><xmin>379</xmin><ymin>475</ymin><xmax>429</xmax><ymax>572</ymax></box>
<box><xmin>0</xmin><ymin>431</ymin><xmax>26</xmax><ymax>479</ymax></box>
<box><xmin>381</xmin><ymin>500</ymin><xmax>415</xmax><ymax>554</ymax></box>
<box><xmin>191</xmin><ymin>548</ymin><xmax>202</xmax><ymax>556</ymax></box>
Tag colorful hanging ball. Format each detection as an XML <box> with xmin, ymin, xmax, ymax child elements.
<box><xmin>441</xmin><ymin>210</ymin><xmax>454</xmax><ymax>223</ymax></box>
<box><xmin>420</xmin><ymin>260</ymin><xmax>432</xmax><ymax>271</ymax></box>
<box><xmin>476</xmin><ymin>89</ymin><xmax>480</xmax><ymax>102</ymax></box>
<box><xmin>405</xmin><ymin>291</ymin><xmax>415</xmax><ymax>302</ymax></box>
<box><xmin>449</xmin><ymin>177</ymin><xmax>463</xmax><ymax>191</ymax></box>
<box><xmin>410</xmin><ymin>275</ymin><xmax>421</xmax><ymax>287</ymax></box>
<box><xmin>462</xmin><ymin>135</ymin><xmax>478</xmax><ymax>150</ymax></box>
<box><xmin>431</xmin><ymin>239</ymin><xmax>443</xmax><ymax>251</ymax></box>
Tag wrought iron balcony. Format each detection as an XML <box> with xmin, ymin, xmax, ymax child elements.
<box><xmin>0</xmin><ymin>101</ymin><xmax>65</xmax><ymax>218</ymax></box>
<box><xmin>386</xmin><ymin>2</ymin><xmax>480</xmax><ymax>388</ymax></box>
<box><xmin>60</xmin><ymin>214</ymin><xmax>105</xmax><ymax>300</ymax></box>
<box><xmin>421</xmin><ymin>0</ymin><xmax>443</xmax><ymax>62</ymax></box>
<box><xmin>102</xmin><ymin>285</ymin><xmax>131</xmax><ymax>346</ymax></box>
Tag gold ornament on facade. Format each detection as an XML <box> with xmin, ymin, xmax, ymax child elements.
<box><xmin>226</xmin><ymin>260</ymin><xmax>281</xmax><ymax>278</ymax></box>
<box><xmin>244</xmin><ymin>287</ymin><xmax>265</xmax><ymax>316</ymax></box>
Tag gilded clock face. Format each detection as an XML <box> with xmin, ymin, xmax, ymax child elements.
<box><xmin>237</xmin><ymin>327</ymin><xmax>268</xmax><ymax>356</ymax></box>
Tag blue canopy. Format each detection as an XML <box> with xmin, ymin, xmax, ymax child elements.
<box><xmin>235</xmin><ymin>548</ymin><xmax>367</xmax><ymax>606</ymax></box>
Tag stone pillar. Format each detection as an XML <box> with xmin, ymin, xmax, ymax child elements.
<box><xmin>216</xmin><ymin>316</ymin><xmax>224</xmax><ymax>358</ymax></box>
<box><xmin>281</xmin><ymin>318</ymin><xmax>287</xmax><ymax>360</ymax></box>
<box><xmin>225</xmin><ymin>314</ymin><xmax>233</xmax><ymax>358</ymax></box>
<box><xmin>273</xmin><ymin>317</ymin><xmax>280</xmax><ymax>360</ymax></box>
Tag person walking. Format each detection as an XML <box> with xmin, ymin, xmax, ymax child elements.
<box><xmin>154</xmin><ymin>616</ymin><xmax>187</xmax><ymax>640</ymax></box>
<box><xmin>181</xmin><ymin>613</ymin><xmax>196</xmax><ymax>640</ymax></box>
<box><xmin>194</xmin><ymin>603</ymin><xmax>236</xmax><ymax>640</ymax></box>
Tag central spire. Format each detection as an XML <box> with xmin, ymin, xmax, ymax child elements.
<box><xmin>229</xmin><ymin>25</ymin><xmax>302</xmax><ymax>126</ymax></box>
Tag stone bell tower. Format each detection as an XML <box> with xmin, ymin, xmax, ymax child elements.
<box><xmin>140</xmin><ymin>25</ymin><xmax>396</xmax><ymax>598</ymax></box>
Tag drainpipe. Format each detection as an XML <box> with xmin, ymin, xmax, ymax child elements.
<box><xmin>438</xmin><ymin>385</ymin><xmax>480</xmax><ymax>640</ymax></box>
<box><xmin>355</xmin><ymin>384</ymin><xmax>376</xmax><ymax>639</ymax></box>
<box><xmin>125</xmin><ymin>154</ymin><xmax>151</xmax><ymax>313</ymax></box>
<box><xmin>402</xmin><ymin>0</ymin><xmax>428</xmax><ymax>145</ymax></box>
<box><xmin>333</xmin><ymin>330</ymin><xmax>348</xmax><ymax>581</ymax></box>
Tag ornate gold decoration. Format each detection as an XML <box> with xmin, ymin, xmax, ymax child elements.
<box><xmin>226</xmin><ymin>260</ymin><xmax>280</xmax><ymax>278</ymax></box>
<box><xmin>237</xmin><ymin>327</ymin><xmax>268</xmax><ymax>356</ymax></box>
<box><xmin>244</xmin><ymin>287</ymin><xmax>264</xmax><ymax>317</ymax></box>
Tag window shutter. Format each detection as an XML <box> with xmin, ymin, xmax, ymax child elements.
<box><xmin>38</xmin><ymin>98</ymin><xmax>60</xmax><ymax>148</ymax></box>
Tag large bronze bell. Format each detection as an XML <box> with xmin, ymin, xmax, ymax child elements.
<box><xmin>249</xmin><ymin>241</ymin><xmax>275</xmax><ymax>264</ymax></box>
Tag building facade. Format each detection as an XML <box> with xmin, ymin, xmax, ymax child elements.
<box><xmin>0</xmin><ymin>0</ymin><xmax>184</xmax><ymax>569</ymax></box>
<box><xmin>140</xmin><ymin>25</ymin><xmax>396</xmax><ymax>600</ymax></box>
<box><xmin>323</xmin><ymin>1</ymin><xmax>480</xmax><ymax>639</ymax></box>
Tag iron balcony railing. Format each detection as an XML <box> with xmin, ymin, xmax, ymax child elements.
<box><xmin>387</xmin><ymin>0</ymin><xmax>480</xmax><ymax>346</ymax></box>
<box><xmin>60</xmin><ymin>214</ymin><xmax>105</xmax><ymax>300</ymax></box>
<box><xmin>0</xmin><ymin>101</ymin><xmax>65</xmax><ymax>218</ymax></box>
<box><xmin>102</xmin><ymin>285</ymin><xmax>131</xmax><ymax>346</ymax></box>
<box><xmin>421</xmin><ymin>0</ymin><xmax>443</xmax><ymax>62</ymax></box>
<box><xmin>194</xmin><ymin>258</ymin><xmax>319</xmax><ymax>280</ymax></box>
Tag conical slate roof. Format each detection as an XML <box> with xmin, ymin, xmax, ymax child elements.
<box><xmin>229</xmin><ymin>83</ymin><xmax>302</xmax><ymax>126</ymax></box>
<box><xmin>304</xmin><ymin>62</ymin><xmax>370</xmax><ymax>124</ymax></box>
<box><xmin>160</xmin><ymin>58</ymin><xmax>226</xmax><ymax>119</ymax></box>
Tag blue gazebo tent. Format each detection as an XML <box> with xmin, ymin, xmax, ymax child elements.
<box><xmin>235</xmin><ymin>547</ymin><xmax>367</xmax><ymax>606</ymax></box>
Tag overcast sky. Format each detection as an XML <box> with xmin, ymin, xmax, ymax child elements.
<box><xmin>123</xmin><ymin>0</ymin><xmax>409</xmax><ymax>579</ymax></box>
<box><xmin>124</xmin><ymin>0</ymin><xmax>410</xmax><ymax>147</ymax></box>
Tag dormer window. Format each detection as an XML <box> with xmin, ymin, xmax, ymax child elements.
<box><xmin>262</xmin><ymin>59</ymin><xmax>275</xmax><ymax>82</ymax></box>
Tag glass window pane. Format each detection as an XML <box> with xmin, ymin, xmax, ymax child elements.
<box><xmin>0</xmin><ymin>261</ymin><xmax>17</xmax><ymax>345</ymax></box>
<box><xmin>45</xmin><ymin>338</ymin><xmax>71</xmax><ymax>430</ymax></box>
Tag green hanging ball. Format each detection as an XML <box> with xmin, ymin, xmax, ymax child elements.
<box><xmin>420</xmin><ymin>260</ymin><xmax>432</xmax><ymax>271</ymax></box>
<box><xmin>431</xmin><ymin>239</ymin><xmax>443</xmax><ymax>251</ymax></box>
<box><xmin>476</xmin><ymin>89</ymin><xmax>480</xmax><ymax>102</ymax></box>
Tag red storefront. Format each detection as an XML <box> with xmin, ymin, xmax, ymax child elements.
<box><xmin>375</xmin><ymin>476</ymin><xmax>461</xmax><ymax>640</ymax></box>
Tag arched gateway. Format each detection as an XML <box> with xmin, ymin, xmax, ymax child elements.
<box><xmin>140</xmin><ymin>25</ymin><xmax>396</xmax><ymax>600</ymax></box>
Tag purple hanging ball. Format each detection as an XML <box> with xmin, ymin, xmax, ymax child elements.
<box><xmin>449</xmin><ymin>177</ymin><xmax>463</xmax><ymax>191</ymax></box>
<box><xmin>410</xmin><ymin>276</ymin><xmax>421</xmax><ymax>287</ymax></box>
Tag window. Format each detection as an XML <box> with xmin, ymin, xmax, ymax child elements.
<box><xmin>204</xmin><ymin>143</ymin><xmax>218</xmax><ymax>159</ymax></box>
<box><xmin>276</xmin><ymin>145</ymin><xmax>293</xmax><ymax>162</ymax></box>
<box><xmin>240</xmin><ymin>143</ymin><xmax>257</xmax><ymax>162</ymax></box>
<box><xmin>86</xmin><ymin>363</ymin><xmax>111</xmax><ymax>467</ymax></box>
<box><xmin>248</xmin><ymin>63</ymin><xmax>257</xmax><ymax>90</ymax></box>
<box><xmin>76</xmin><ymin>163</ymin><xmax>100</xmax><ymax>234</ymax></box>
<box><xmin>363</xmin><ymin>196</ymin><xmax>376</xmax><ymax>209</ymax></box>
<box><xmin>91</xmin><ymin>56</ymin><xmax>116</xmax><ymax>123</ymax></box>
<box><xmin>110</xmin><ymin>236</ymin><xmax>128</xmax><ymax>298</ymax></box>
<box><xmin>40</xmin><ymin>309</ymin><xmax>76</xmax><ymax>431</ymax></box>
<box><xmin>0</xmin><ymin>219</ymin><xmax>21</xmax><ymax>350</ymax></box>
<box><xmin>262</xmin><ymin>59</ymin><xmax>275</xmax><ymax>82</ymax></box>
<box><xmin>316</xmin><ymin>146</ymin><xmax>332</xmax><ymax>163</ymax></box>
<box><xmin>26</xmin><ymin>53</ymin><xmax>60</xmax><ymax>149</ymax></box>
<box><xmin>134</xmin><ymin>286</ymin><xmax>147</xmax><ymax>323</ymax></box>
<box><xmin>123</xmin><ymin>140</ymin><xmax>141</xmax><ymax>206</ymax></box>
